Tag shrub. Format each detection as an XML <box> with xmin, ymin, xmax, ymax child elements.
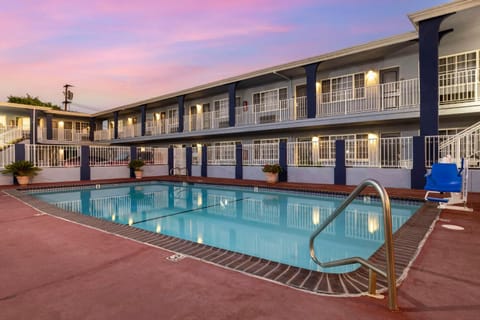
<box><xmin>262</xmin><ymin>163</ymin><xmax>282</xmax><ymax>174</ymax></box>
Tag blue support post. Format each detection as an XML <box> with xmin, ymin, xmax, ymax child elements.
<box><xmin>228</xmin><ymin>82</ymin><xmax>237</xmax><ymax>127</ymax></box>
<box><xmin>279</xmin><ymin>140</ymin><xmax>287</xmax><ymax>182</ymax></box>
<box><xmin>177</xmin><ymin>96</ymin><xmax>185</xmax><ymax>133</ymax></box>
<box><xmin>113</xmin><ymin>111</ymin><xmax>119</xmax><ymax>139</ymax></box>
<box><xmin>186</xmin><ymin>146</ymin><xmax>192</xmax><ymax>176</ymax></box>
<box><xmin>411</xmin><ymin>136</ymin><xmax>426</xmax><ymax>189</ymax></box>
<box><xmin>418</xmin><ymin>15</ymin><xmax>451</xmax><ymax>136</ymax></box>
<box><xmin>13</xmin><ymin>144</ymin><xmax>26</xmax><ymax>185</ymax></box>
<box><xmin>14</xmin><ymin>144</ymin><xmax>25</xmax><ymax>162</ymax></box>
<box><xmin>30</xmin><ymin>109</ymin><xmax>37</xmax><ymax>144</ymax></box>
<box><xmin>80</xmin><ymin>145</ymin><xmax>90</xmax><ymax>181</ymax></box>
<box><xmin>140</xmin><ymin>105</ymin><xmax>147</xmax><ymax>136</ymax></box>
<box><xmin>130</xmin><ymin>146</ymin><xmax>137</xmax><ymax>178</ymax></box>
<box><xmin>334</xmin><ymin>140</ymin><xmax>346</xmax><ymax>185</ymax></box>
<box><xmin>304</xmin><ymin>63</ymin><xmax>319</xmax><ymax>119</ymax></box>
<box><xmin>168</xmin><ymin>146</ymin><xmax>174</xmax><ymax>175</ymax></box>
<box><xmin>201</xmin><ymin>145</ymin><xmax>207</xmax><ymax>177</ymax></box>
<box><xmin>235</xmin><ymin>144</ymin><xmax>243</xmax><ymax>180</ymax></box>
<box><xmin>46</xmin><ymin>114</ymin><xmax>53</xmax><ymax>140</ymax></box>
<box><xmin>89</xmin><ymin>117</ymin><xmax>96</xmax><ymax>141</ymax></box>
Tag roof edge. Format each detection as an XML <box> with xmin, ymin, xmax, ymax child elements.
<box><xmin>408</xmin><ymin>0</ymin><xmax>480</xmax><ymax>29</ymax></box>
<box><xmin>93</xmin><ymin>31</ymin><xmax>419</xmax><ymax>117</ymax></box>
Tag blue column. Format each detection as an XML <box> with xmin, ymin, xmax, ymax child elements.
<box><xmin>14</xmin><ymin>144</ymin><xmax>25</xmax><ymax>161</ymax></box>
<box><xmin>334</xmin><ymin>140</ymin><xmax>346</xmax><ymax>185</ymax></box>
<box><xmin>140</xmin><ymin>105</ymin><xmax>147</xmax><ymax>136</ymax></box>
<box><xmin>304</xmin><ymin>63</ymin><xmax>319</xmax><ymax>119</ymax></box>
<box><xmin>186</xmin><ymin>146</ymin><xmax>192</xmax><ymax>177</ymax></box>
<box><xmin>46</xmin><ymin>114</ymin><xmax>53</xmax><ymax>140</ymax></box>
<box><xmin>13</xmin><ymin>144</ymin><xmax>25</xmax><ymax>185</ymax></box>
<box><xmin>130</xmin><ymin>146</ymin><xmax>137</xmax><ymax>178</ymax></box>
<box><xmin>411</xmin><ymin>136</ymin><xmax>426</xmax><ymax>189</ymax></box>
<box><xmin>279</xmin><ymin>140</ymin><xmax>287</xmax><ymax>182</ymax></box>
<box><xmin>30</xmin><ymin>109</ymin><xmax>37</xmax><ymax>144</ymax></box>
<box><xmin>418</xmin><ymin>15</ymin><xmax>451</xmax><ymax>136</ymax></box>
<box><xmin>168</xmin><ymin>146</ymin><xmax>174</xmax><ymax>175</ymax></box>
<box><xmin>201</xmin><ymin>145</ymin><xmax>207</xmax><ymax>177</ymax></box>
<box><xmin>113</xmin><ymin>111</ymin><xmax>119</xmax><ymax>139</ymax></box>
<box><xmin>177</xmin><ymin>96</ymin><xmax>185</xmax><ymax>133</ymax></box>
<box><xmin>80</xmin><ymin>145</ymin><xmax>90</xmax><ymax>181</ymax></box>
<box><xmin>89</xmin><ymin>118</ymin><xmax>96</xmax><ymax>141</ymax></box>
<box><xmin>235</xmin><ymin>144</ymin><xmax>243</xmax><ymax>179</ymax></box>
<box><xmin>228</xmin><ymin>82</ymin><xmax>237</xmax><ymax>127</ymax></box>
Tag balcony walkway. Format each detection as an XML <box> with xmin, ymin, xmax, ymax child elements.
<box><xmin>1</xmin><ymin>177</ymin><xmax>479</xmax><ymax>319</ymax></box>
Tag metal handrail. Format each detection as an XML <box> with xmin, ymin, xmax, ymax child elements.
<box><xmin>309</xmin><ymin>179</ymin><xmax>398</xmax><ymax>311</ymax></box>
<box><xmin>169</xmin><ymin>166</ymin><xmax>189</xmax><ymax>176</ymax></box>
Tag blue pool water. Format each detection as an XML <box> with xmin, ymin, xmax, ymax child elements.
<box><xmin>31</xmin><ymin>182</ymin><xmax>420</xmax><ymax>273</ymax></box>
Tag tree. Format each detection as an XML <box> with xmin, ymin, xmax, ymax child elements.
<box><xmin>8</xmin><ymin>94</ymin><xmax>61</xmax><ymax>110</ymax></box>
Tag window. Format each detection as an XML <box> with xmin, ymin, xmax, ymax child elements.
<box><xmin>321</xmin><ymin>73</ymin><xmax>365</xmax><ymax>103</ymax></box>
<box><xmin>252</xmin><ymin>88</ymin><xmax>288</xmax><ymax>112</ymax></box>
<box><xmin>439</xmin><ymin>51</ymin><xmax>478</xmax><ymax>104</ymax></box>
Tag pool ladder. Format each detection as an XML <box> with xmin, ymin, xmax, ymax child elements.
<box><xmin>309</xmin><ymin>179</ymin><xmax>398</xmax><ymax>311</ymax></box>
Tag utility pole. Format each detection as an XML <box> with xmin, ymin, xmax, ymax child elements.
<box><xmin>63</xmin><ymin>84</ymin><xmax>74</xmax><ymax>111</ymax></box>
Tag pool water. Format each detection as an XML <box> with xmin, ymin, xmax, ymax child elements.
<box><xmin>31</xmin><ymin>182</ymin><xmax>421</xmax><ymax>273</ymax></box>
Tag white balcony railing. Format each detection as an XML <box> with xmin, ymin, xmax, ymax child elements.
<box><xmin>118</xmin><ymin>124</ymin><xmax>142</xmax><ymax>139</ymax></box>
<box><xmin>439</xmin><ymin>69</ymin><xmax>479</xmax><ymax>105</ymax></box>
<box><xmin>287</xmin><ymin>141</ymin><xmax>335</xmax><ymax>167</ymax></box>
<box><xmin>0</xmin><ymin>127</ymin><xmax>23</xmax><ymax>146</ymax></box>
<box><xmin>0</xmin><ymin>144</ymin><xmax>15</xmax><ymax>168</ymax></box>
<box><xmin>183</xmin><ymin>111</ymin><xmax>230</xmax><ymax>132</ymax></box>
<box><xmin>136</xmin><ymin>147</ymin><xmax>168</xmax><ymax>165</ymax></box>
<box><xmin>25</xmin><ymin>144</ymin><xmax>82</xmax><ymax>167</ymax></box>
<box><xmin>145</xmin><ymin>119</ymin><xmax>179</xmax><ymax>136</ymax></box>
<box><xmin>426</xmin><ymin>133</ymin><xmax>480</xmax><ymax>169</ymax></box>
<box><xmin>242</xmin><ymin>143</ymin><xmax>279</xmax><ymax>166</ymax></box>
<box><xmin>94</xmin><ymin>129</ymin><xmax>114</xmax><ymax>141</ymax></box>
<box><xmin>38</xmin><ymin>128</ymin><xmax>90</xmax><ymax>142</ymax></box>
<box><xmin>90</xmin><ymin>146</ymin><xmax>130</xmax><ymax>167</ymax></box>
<box><xmin>317</xmin><ymin>78</ymin><xmax>419</xmax><ymax>117</ymax></box>
<box><xmin>207</xmin><ymin>145</ymin><xmax>236</xmax><ymax>165</ymax></box>
<box><xmin>235</xmin><ymin>96</ymin><xmax>307</xmax><ymax>126</ymax></box>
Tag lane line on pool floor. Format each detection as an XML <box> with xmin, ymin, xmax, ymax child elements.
<box><xmin>132</xmin><ymin>197</ymin><xmax>250</xmax><ymax>225</ymax></box>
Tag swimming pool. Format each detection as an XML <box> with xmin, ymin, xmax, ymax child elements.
<box><xmin>30</xmin><ymin>182</ymin><xmax>421</xmax><ymax>273</ymax></box>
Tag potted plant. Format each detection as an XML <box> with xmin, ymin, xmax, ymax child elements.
<box><xmin>1</xmin><ymin>160</ymin><xmax>42</xmax><ymax>185</ymax></box>
<box><xmin>128</xmin><ymin>159</ymin><xmax>145</xmax><ymax>179</ymax></box>
<box><xmin>262</xmin><ymin>163</ymin><xmax>282</xmax><ymax>183</ymax></box>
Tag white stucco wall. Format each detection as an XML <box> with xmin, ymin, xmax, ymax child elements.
<box><xmin>191</xmin><ymin>165</ymin><xmax>201</xmax><ymax>177</ymax></box>
<box><xmin>33</xmin><ymin>167</ymin><xmax>80</xmax><ymax>184</ymax></box>
<box><xmin>91</xmin><ymin>166</ymin><xmax>130</xmax><ymax>180</ymax></box>
<box><xmin>143</xmin><ymin>165</ymin><xmax>168</xmax><ymax>177</ymax></box>
<box><xmin>0</xmin><ymin>175</ymin><xmax>13</xmax><ymax>186</ymax></box>
<box><xmin>243</xmin><ymin>166</ymin><xmax>265</xmax><ymax>181</ymax></box>
<box><xmin>208</xmin><ymin>166</ymin><xmax>236</xmax><ymax>179</ymax></box>
<box><xmin>346</xmin><ymin>168</ymin><xmax>411</xmax><ymax>189</ymax></box>
<box><xmin>287</xmin><ymin>167</ymin><xmax>335</xmax><ymax>184</ymax></box>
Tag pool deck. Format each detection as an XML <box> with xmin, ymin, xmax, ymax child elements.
<box><xmin>1</xmin><ymin>177</ymin><xmax>479</xmax><ymax>320</ymax></box>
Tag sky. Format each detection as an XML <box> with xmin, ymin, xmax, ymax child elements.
<box><xmin>0</xmin><ymin>0</ymin><xmax>450</xmax><ymax>113</ymax></box>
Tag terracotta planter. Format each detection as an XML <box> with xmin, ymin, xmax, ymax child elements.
<box><xmin>264</xmin><ymin>172</ymin><xmax>279</xmax><ymax>183</ymax></box>
<box><xmin>16</xmin><ymin>176</ymin><xmax>30</xmax><ymax>185</ymax></box>
<box><xmin>134</xmin><ymin>170</ymin><xmax>143</xmax><ymax>179</ymax></box>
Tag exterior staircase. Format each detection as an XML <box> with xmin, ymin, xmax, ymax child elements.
<box><xmin>439</xmin><ymin>120</ymin><xmax>480</xmax><ymax>167</ymax></box>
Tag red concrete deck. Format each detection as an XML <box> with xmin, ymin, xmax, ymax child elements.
<box><xmin>1</xmin><ymin>178</ymin><xmax>479</xmax><ymax>320</ymax></box>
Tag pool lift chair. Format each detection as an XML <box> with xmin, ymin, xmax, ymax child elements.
<box><xmin>424</xmin><ymin>158</ymin><xmax>473</xmax><ymax>212</ymax></box>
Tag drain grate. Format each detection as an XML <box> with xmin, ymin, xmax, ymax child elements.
<box><xmin>167</xmin><ymin>253</ymin><xmax>186</xmax><ymax>262</ymax></box>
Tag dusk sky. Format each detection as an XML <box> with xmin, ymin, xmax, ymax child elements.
<box><xmin>1</xmin><ymin>0</ymin><xmax>450</xmax><ymax>113</ymax></box>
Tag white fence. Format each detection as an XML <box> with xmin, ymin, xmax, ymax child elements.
<box><xmin>287</xmin><ymin>141</ymin><xmax>335</xmax><ymax>167</ymax></box>
<box><xmin>345</xmin><ymin>137</ymin><xmax>413</xmax><ymax>168</ymax></box>
<box><xmin>207</xmin><ymin>145</ymin><xmax>236</xmax><ymax>165</ymax></box>
<box><xmin>242</xmin><ymin>143</ymin><xmax>279</xmax><ymax>166</ymax></box>
<box><xmin>183</xmin><ymin>111</ymin><xmax>230</xmax><ymax>132</ymax></box>
<box><xmin>0</xmin><ymin>144</ymin><xmax>15</xmax><ymax>168</ymax></box>
<box><xmin>90</xmin><ymin>146</ymin><xmax>130</xmax><ymax>167</ymax></box>
<box><xmin>25</xmin><ymin>144</ymin><xmax>82</xmax><ymax>167</ymax></box>
<box><xmin>235</xmin><ymin>96</ymin><xmax>307</xmax><ymax>126</ymax></box>
<box><xmin>425</xmin><ymin>134</ymin><xmax>480</xmax><ymax>168</ymax></box>
<box><xmin>145</xmin><ymin>119</ymin><xmax>179</xmax><ymax>135</ymax></box>
<box><xmin>439</xmin><ymin>69</ymin><xmax>479</xmax><ymax>105</ymax></box>
<box><xmin>118</xmin><ymin>124</ymin><xmax>142</xmax><ymax>139</ymax></box>
<box><xmin>317</xmin><ymin>78</ymin><xmax>419</xmax><ymax>117</ymax></box>
<box><xmin>0</xmin><ymin>127</ymin><xmax>23</xmax><ymax>146</ymax></box>
<box><xmin>136</xmin><ymin>147</ymin><xmax>168</xmax><ymax>165</ymax></box>
<box><xmin>94</xmin><ymin>129</ymin><xmax>114</xmax><ymax>141</ymax></box>
<box><xmin>192</xmin><ymin>146</ymin><xmax>201</xmax><ymax>165</ymax></box>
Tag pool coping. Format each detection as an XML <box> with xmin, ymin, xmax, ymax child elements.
<box><xmin>3</xmin><ymin>179</ymin><xmax>440</xmax><ymax>297</ymax></box>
